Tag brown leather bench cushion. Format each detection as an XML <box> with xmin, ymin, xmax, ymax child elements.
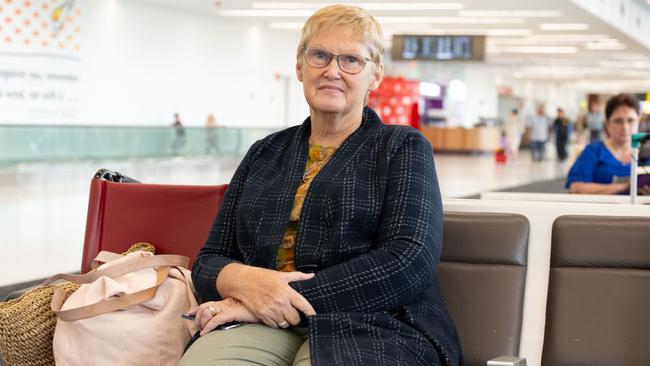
<box><xmin>550</xmin><ymin>215</ymin><xmax>650</xmax><ymax>269</ymax></box>
<box><xmin>439</xmin><ymin>212</ymin><xmax>529</xmax><ymax>366</ymax></box>
<box><xmin>543</xmin><ymin>215</ymin><xmax>650</xmax><ymax>366</ymax></box>
<box><xmin>442</xmin><ymin>212</ymin><xmax>528</xmax><ymax>266</ymax></box>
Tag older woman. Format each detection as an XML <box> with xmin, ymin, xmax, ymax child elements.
<box><xmin>180</xmin><ymin>5</ymin><xmax>461</xmax><ymax>366</ymax></box>
<box><xmin>567</xmin><ymin>93</ymin><xmax>650</xmax><ymax>195</ymax></box>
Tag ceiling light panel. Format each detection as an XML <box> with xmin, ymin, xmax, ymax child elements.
<box><xmin>385</xmin><ymin>29</ymin><xmax>533</xmax><ymax>36</ymax></box>
<box><xmin>487</xmin><ymin>46</ymin><xmax>579</xmax><ymax>54</ymax></box>
<box><xmin>218</xmin><ymin>9</ymin><xmax>313</xmax><ymax>16</ymax></box>
<box><xmin>585</xmin><ymin>42</ymin><xmax>626</xmax><ymax>50</ymax></box>
<box><xmin>458</xmin><ymin>10</ymin><xmax>562</xmax><ymax>17</ymax></box>
<box><xmin>540</xmin><ymin>23</ymin><xmax>590</xmax><ymax>31</ymax></box>
<box><xmin>253</xmin><ymin>2</ymin><xmax>464</xmax><ymax>10</ymax></box>
<box><xmin>376</xmin><ymin>17</ymin><xmax>525</xmax><ymax>24</ymax></box>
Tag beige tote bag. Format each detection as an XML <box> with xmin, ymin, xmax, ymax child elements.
<box><xmin>47</xmin><ymin>251</ymin><xmax>198</xmax><ymax>366</ymax></box>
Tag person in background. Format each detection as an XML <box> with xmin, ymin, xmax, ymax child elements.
<box><xmin>586</xmin><ymin>101</ymin><xmax>605</xmax><ymax>143</ymax></box>
<box><xmin>205</xmin><ymin>114</ymin><xmax>218</xmax><ymax>154</ymax></box>
<box><xmin>526</xmin><ymin>104</ymin><xmax>551</xmax><ymax>162</ymax></box>
<box><xmin>503</xmin><ymin>108</ymin><xmax>522</xmax><ymax>160</ymax></box>
<box><xmin>553</xmin><ymin>108</ymin><xmax>571</xmax><ymax>162</ymax></box>
<box><xmin>179</xmin><ymin>4</ymin><xmax>462</xmax><ymax>366</ymax></box>
<box><xmin>171</xmin><ymin>113</ymin><xmax>186</xmax><ymax>155</ymax></box>
<box><xmin>566</xmin><ymin>93</ymin><xmax>650</xmax><ymax>195</ymax></box>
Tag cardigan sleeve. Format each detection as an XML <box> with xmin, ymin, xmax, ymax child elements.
<box><xmin>192</xmin><ymin>139</ymin><xmax>263</xmax><ymax>301</ymax></box>
<box><xmin>291</xmin><ymin>133</ymin><xmax>443</xmax><ymax>313</ymax></box>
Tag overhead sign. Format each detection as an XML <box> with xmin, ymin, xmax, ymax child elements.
<box><xmin>391</xmin><ymin>35</ymin><xmax>485</xmax><ymax>61</ymax></box>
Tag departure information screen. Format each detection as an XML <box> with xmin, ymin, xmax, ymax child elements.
<box><xmin>391</xmin><ymin>35</ymin><xmax>485</xmax><ymax>61</ymax></box>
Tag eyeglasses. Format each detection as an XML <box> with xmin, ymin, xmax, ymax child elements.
<box><xmin>303</xmin><ymin>47</ymin><xmax>373</xmax><ymax>75</ymax></box>
<box><xmin>609</xmin><ymin>117</ymin><xmax>638</xmax><ymax>125</ymax></box>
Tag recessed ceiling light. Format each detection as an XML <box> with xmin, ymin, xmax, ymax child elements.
<box><xmin>540</xmin><ymin>23</ymin><xmax>589</xmax><ymax>31</ymax></box>
<box><xmin>253</xmin><ymin>2</ymin><xmax>464</xmax><ymax>10</ymax></box>
<box><xmin>376</xmin><ymin>16</ymin><xmax>525</xmax><ymax>24</ymax></box>
<box><xmin>218</xmin><ymin>9</ymin><xmax>313</xmax><ymax>16</ymax></box>
<box><xmin>459</xmin><ymin>10</ymin><xmax>562</xmax><ymax>17</ymax></box>
<box><xmin>585</xmin><ymin>42</ymin><xmax>626</xmax><ymax>50</ymax></box>
<box><xmin>487</xmin><ymin>46</ymin><xmax>578</xmax><ymax>54</ymax></box>
<box><xmin>385</xmin><ymin>28</ymin><xmax>532</xmax><ymax>36</ymax></box>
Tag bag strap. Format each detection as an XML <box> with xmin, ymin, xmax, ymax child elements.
<box><xmin>51</xmin><ymin>266</ymin><xmax>170</xmax><ymax>321</ymax></box>
<box><xmin>42</xmin><ymin>254</ymin><xmax>189</xmax><ymax>286</ymax></box>
<box><xmin>92</xmin><ymin>251</ymin><xmax>123</xmax><ymax>268</ymax></box>
<box><xmin>173</xmin><ymin>267</ymin><xmax>200</xmax><ymax>336</ymax></box>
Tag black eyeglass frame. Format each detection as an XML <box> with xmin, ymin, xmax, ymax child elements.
<box><xmin>302</xmin><ymin>47</ymin><xmax>374</xmax><ymax>75</ymax></box>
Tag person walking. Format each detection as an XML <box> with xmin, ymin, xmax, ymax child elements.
<box><xmin>553</xmin><ymin>108</ymin><xmax>571</xmax><ymax>162</ymax></box>
<box><xmin>526</xmin><ymin>104</ymin><xmax>551</xmax><ymax>162</ymax></box>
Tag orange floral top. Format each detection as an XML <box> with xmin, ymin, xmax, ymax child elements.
<box><xmin>275</xmin><ymin>144</ymin><xmax>337</xmax><ymax>272</ymax></box>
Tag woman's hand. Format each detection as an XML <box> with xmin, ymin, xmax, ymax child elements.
<box><xmin>187</xmin><ymin>298</ymin><xmax>259</xmax><ymax>336</ymax></box>
<box><xmin>217</xmin><ymin>264</ymin><xmax>316</xmax><ymax>328</ymax></box>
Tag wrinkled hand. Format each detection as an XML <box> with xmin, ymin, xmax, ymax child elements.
<box><xmin>639</xmin><ymin>185</ymin><xmax>650</xmax><ymax>196</ymax></box>
<box><xmin>218</xmin><ymin>264</ymin><xmax>316</xmax><ymax>329</ymax></box>
<box><xmin>187</xmin><ymin>298</ymin><xmax>258</xmax><ymax>336</ymax></box>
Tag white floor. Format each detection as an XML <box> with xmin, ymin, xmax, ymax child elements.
<box><xmin>0</xmin><ymin>150</ymin><xmax>569</xmax><ymax>286</ymax></box>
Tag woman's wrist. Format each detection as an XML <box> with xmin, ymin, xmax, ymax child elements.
<box><xmin>216</xmin><ymin>263</ymin><xmax>248</xmax><ymax>299</ymax></box>
<box><xmin>612</xmin><ymin>182</ymin><xmax>630</xmax><ymax>194</ymax></box>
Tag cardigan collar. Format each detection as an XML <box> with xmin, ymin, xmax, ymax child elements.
<box><xmin>268</xmin><ymin>107</ymin><xmax>383</xmax><ymax>269</ymax></box>
<box><xmin>284</xmin><ymin>107</ymin><xmax>383</xmax><ymax>191</ymax></box>
<box><xmin>295</xmin><ymin>107</ymin><xmax>382</xmax><ymax>159</ymax></box>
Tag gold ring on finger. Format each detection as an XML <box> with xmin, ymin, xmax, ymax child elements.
<box><xmin>208</xmin><ymin>305</ymin><xmax>218</xmax><ymax>317</ymax></box>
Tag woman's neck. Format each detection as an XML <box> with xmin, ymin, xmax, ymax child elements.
<box><xmin>605</xmin><ymin>138</ymin><xmax>632</xmax><ymax>163</ymax></box>
<box><xmin>309</xmin><ymin>110</ymin><xmax>362</xmax><ymax>147</ymax></box>
<box><xmin>606</xmin><ymin>138</ymin><xmax>630</xmax><ymax>151</ymax></box>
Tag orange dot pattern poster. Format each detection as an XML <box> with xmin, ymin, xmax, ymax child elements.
<box><xmin>0</xmin><ymin>0</ymin><xmax>81</xmax><ymax>54</ymax></box>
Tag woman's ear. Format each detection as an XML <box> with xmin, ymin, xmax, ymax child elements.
<box><xmin>369</xmin><ymin>63</ymin><xmax>383</xmax><ymax>91</ymax></box>
<box><xmin>296</xmin><ymin>61</ymin><xmax>303</xmax><ymax>82</ymax></box>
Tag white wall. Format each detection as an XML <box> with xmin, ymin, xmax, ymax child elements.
<box><xmin>78</xmin><ymin>0</ymin><xmax>308</xmax><ymax>127</ymax></box>
<box><xmin>506</xmin><ymin>78</ymin><xmax>584</xmax><ymax>121</ymax></box>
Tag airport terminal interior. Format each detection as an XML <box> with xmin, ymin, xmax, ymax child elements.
<box><xmin>1</xmin><ymin>1</ymin><xmax>650</xmax><ymax>366</ymax></box>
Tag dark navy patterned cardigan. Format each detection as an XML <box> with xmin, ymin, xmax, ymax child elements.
<box><xmin>192</xmin><ymin>107</ymin><xmax>462</xmax><ymax>366</ymax></box>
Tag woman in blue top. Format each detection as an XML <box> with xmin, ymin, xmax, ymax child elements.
<box><xmin>566</xmin><ymin>93</ymin><xmax>650</xmax><ymax>195</ymax></box>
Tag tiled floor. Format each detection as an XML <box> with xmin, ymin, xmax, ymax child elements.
<box><xmin>0</xmin><ymin>149</ymin><xmax>568</xmax><ymax>286</ymax></box>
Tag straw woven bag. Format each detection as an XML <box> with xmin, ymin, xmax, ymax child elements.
<box><xmin>0</xmin><ymin>282</ymin><xmax>80</xmax><ymax>366</ymax></box>
<box><xmin>0</xmin><ymin>243</ymin><xmax>155</xmax><ymax>366</ymax></box>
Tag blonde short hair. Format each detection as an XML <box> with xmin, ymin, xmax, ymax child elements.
<box><xmin>297</xmin><ymin>4</ymin><xmax>384</xmax><ymax>65</ymax></box>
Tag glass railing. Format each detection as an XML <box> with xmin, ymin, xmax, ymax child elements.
<box><xmin>0</xmin><ymin>125</ymin><xmax>279</xmax><ymax>164</ymax></box>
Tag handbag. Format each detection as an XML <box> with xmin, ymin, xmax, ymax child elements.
<box><xmin>0</xmin><ymin>244</ymin><xmax>155</xmax><ymax>366</ymax></box>
<box><xmin>0</xmin><ymin>282</ymin><xmax>79</xmax><ymax>366</ymax></box>
<box><xmin>49</xmin><ymin>251</ymin><xmax>198</xmax><ymax>366</ymax></box>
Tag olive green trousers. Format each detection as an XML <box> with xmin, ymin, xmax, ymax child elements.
<box><xmin>178</xmin><ymin>323</ymin><xmax>311</xmax><ymax>366</ymax></box>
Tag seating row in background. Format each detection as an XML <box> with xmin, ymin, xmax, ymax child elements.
<box><xmin>443</xmin><ymin>198</ymin><xmax>650</xmax><ymax>366</ymax></box>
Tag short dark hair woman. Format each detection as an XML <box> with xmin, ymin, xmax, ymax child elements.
<box><xmin>567</xmin><ymin>93</ymin><xmax>650</xmax><ymax>195</ymax></box>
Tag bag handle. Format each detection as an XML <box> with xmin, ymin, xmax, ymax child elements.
<box><xmin>91</xmin><ymin>251</ymin><xmax>123</xmax><ymax>268</ymax></box>
<box><xmin>51</xmin><ymin>266</ymin><xmax>170</xmax><ymax>321</ymax></box>
<box><xmin>43</xmin><ymin>254</ymin><xmax>189</xmax><ymax>286</ymax></box>
<box><xmin>172</xmin><ymin>267</ymin><xmax>200</xmax><ymax>336</ymax></box>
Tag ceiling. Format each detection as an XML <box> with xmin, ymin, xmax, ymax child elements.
<box><xmin>139</xmin><ymin>0</ymin><xmax>650</xmax><ymax>93</ymax></box>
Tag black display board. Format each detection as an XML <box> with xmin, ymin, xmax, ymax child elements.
<box><xmin>391</xmin><ymin>35</ymin><xmax>485</xmax><ymax>61</ymax></box>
